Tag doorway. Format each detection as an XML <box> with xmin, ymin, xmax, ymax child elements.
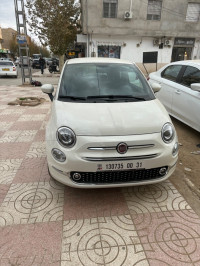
<box><xmin>171</xmin><ymin>47</ymin><xmax>192</xmax><ymax>62</ymax></box>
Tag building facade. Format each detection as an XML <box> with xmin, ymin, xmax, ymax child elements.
<box><xmin>78</xmin><ymin>0</ymin><xmax>200</xmax><ymax>72</ymax></box>
<box><xmin>0</xmin><ymin>26</ymin><xmax>9</xmax><ymax>58</ymax></box>
<box><xmin>0</xmin><ymin>27</ymin><xmax>3</xmax><ymax>50</ymax></box>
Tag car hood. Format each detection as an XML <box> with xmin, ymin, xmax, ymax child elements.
<box><xmin>51</xmin><ymin>99</ymin><xmax>170</xmax><ymax>136</ymax></box>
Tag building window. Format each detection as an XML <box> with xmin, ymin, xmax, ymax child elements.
<box><xmin>98</xmin><ymin>46</ymin><xmax>121</xmax><ymax>58</ymax></box>
<box><xmin>147</xmin><ymin>0</ymin><xmax>162</xmax><ymax>21</ymax></box>
<box><xmin>186</xmin><ymin>3</ymin><xmax>200</xmax><ymax>22</ymax></box>
<box><xmin>103</xmin><ymin>0</ymin><xmax>118</xmax><ymax>18</ymax></box>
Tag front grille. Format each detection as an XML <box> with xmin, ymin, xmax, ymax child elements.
<box><xmin>70</xmin><ymin>166</ymin><xmax>168</xmax><ymax>184</ymax></box>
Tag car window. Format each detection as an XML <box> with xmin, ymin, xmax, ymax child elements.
<box><xmin>128</xmin><ymin>72</ymin><xmax>143</xmax><ymax>88</ymax></box>
<box><xmin>161</xmin><ymin>65</ymin><xmax>182</xmax><ymax>82</ymax></box>
<box><xmin>0</xmin><ymin>62</ymin><xmax>13</xmax><ymax>66</ymax></box>
<box><xmin>180</xmin><ymin>66</ymin><xmax>200</xmax><ymax>87</ymax></box>
<box><xmin>59</xmin><ymin>63</ymin><xmax>155</xmax><ymax>102</ymax></box>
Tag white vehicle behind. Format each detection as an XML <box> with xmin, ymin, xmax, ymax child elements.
<box><xmin>149</xmin><ymin>60</ymin><xmax>200</xmax><ymax>132</ymax></box>
<box><xmin>0</xmin><ymin>60</ymin><xmax>18</xmax><ymax>78</ymax></box>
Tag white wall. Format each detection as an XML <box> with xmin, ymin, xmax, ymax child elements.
<box><xmin>87</xmin><ymin>35</ymin><xmax>173</xmax><ymax>73</ymax></box>
<box><xmin>87</xmin><ymin>35</ymin><xmax>200</xmax><ymax>73</ymax></box>
<box><xmin>89</xmin><ymin>35</ymin><xmax>173</xmax><ymax>64</ymax></box>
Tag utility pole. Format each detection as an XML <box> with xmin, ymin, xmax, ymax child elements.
<box><xmin>14</xmin><ymin>0</ymin><xmax>32</xmax><ymax>84</ymax></box>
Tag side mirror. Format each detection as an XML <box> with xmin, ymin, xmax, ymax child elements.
<box><xmin>151</xmin><ymin>83</ymin><xmax>161</xmax><ymax>93</ymax></box>
<box><xmin>41</xmin><ymin>84</ymin><xmax>54</xmax><ymax>101</ymax></box>
<box><xmin>191</xmin><ymin>83</ymin><xmax>200</xmax><ymax>92</ymax></box>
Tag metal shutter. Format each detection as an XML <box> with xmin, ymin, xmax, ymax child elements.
<box><xmin>103</xmin><ymin>0</ymin><xmax>117</xmax><ymax>18</ymax></box>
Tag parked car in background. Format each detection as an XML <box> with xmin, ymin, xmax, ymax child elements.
<box><xmin>0</xmin><ymin>60</ymin><xmax>17</xmax><ymax>78</ymax></box>
<box><xmin>32</xmin><ymin>58</ymin><xmax>46</xmax><ymax>69</ymax></box>
<box><xmin>41</xmin><ymin>58</ymin><xmax>178</xmax><ymax>188</ymax></box>
<box><xmin>32</xmin><ymin>58</ymin><xmax>40</xmax><ymax>69</ymax></box>
<box><xmin>32</xmin><ymin>54</ymin><xmax>41</xmax><ymax>59</ymax></box>
<box><xmin>0</xmin><ymin>58</ymin><xmax>12</xmax><ymax>61</ymax></box>
<box><xmin>149</xmin><ymin>60</ymin><xmax>200</xmax><ymax>132</ymax></box>
<box><xmin>45</xmin><ymin>58</ymin><xmax>53</xmax><ymax>66</ymax></box>
<box><xmin>51</xmin><ymin>57</ymin><xmax>59</xmax><ymax>66</ymax></box>
<box><xmin>19</xmin><ymin>56</ymin><xmax>32</xmax><ymax>67</ymax></box>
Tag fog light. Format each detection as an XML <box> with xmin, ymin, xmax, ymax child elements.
<box><xmin>172</xmin><ymin>142</ymin><xmax>179</xmax><ymax>156</ymax></box>
<box><xmin>159</xmin><ymin>167</ymin><xmax>167</xmax><ymax>176</ymax></box>
<box><xmin>73</xmin><ymin>173</ymin><xmax>81</xmax><ymax>181</ymax></box>
<box><xmin>52</xmin><ymin>148</ymin><xmax>66</xmax><ymax>162</ymax></box>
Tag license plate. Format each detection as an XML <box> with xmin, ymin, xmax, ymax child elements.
<box><xmin>97</xmin><ymin>161</ymin><xmax>144</xmax><ymax>171</ymax></box>
<box><xmin>2</xmin><ymin>68</ymin><xmax>10</xmax><ymax>71</ymax></box>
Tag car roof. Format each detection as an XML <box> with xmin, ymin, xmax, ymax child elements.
<box><xmin>0</xmin><ymin>60</ymin><xmax>13</xmax><ymax>63</ymax></box>
<box><xmin>171</xmin><ymin>60</ymin><xmax>200</xmax><ymax>67</ymax></box>
<box><xmin>67</xmin><ymin>58</ymin><xmax>134</xmax><ymax>65</ymax></box>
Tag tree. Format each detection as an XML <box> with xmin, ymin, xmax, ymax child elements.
<box><xmin>29</xmin><ymin>39</ymin><xmax>50</xmax><ymax>58</ymax></box>
<box><xmin>9</xmin><ymin>36</ymin><xmax>18</xmax><ymax>58</ymax></box>
<box><xmin>26</xmin><ymin>0</ymin><xmax>80</xmax><ymax>70</ymax></box>
<box><xmin>29</xmin><ymin>39</ymin><xmax>40</xmax><ymax>55</ymax></box>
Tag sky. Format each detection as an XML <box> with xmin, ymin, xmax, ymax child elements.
<box><xmin>0</xmin><ymin>0</ymin><xmax>39</xmax><ymax>42</ymax></box>
<box><xmin>0</xmin><ymin>0</ymin><xmax>17</xmax><ymax>30</ymax></box>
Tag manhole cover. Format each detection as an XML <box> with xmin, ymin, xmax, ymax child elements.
<box><xmin>8</xmin><ymin>97</ymin><xmax>46</xmax><ymax>106</ymax></box>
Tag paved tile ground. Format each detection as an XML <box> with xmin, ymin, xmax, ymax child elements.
<box><xmin>0</xmin><ymin>85</ymin><xmax>200</xmax><ymax>266</ymax></box>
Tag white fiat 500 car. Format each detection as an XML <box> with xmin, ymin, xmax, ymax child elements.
<box><xmin>149</xmin><ymin>60</ymin><xmax>200</xmax><ymax>132</ymax></box>
<box><xmin>41</xmin><ymin>58</ymin><xmax>178</xmax><ymax>188</ymax></box>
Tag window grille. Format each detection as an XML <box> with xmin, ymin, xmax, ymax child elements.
<box><xmin>186</xmin><ymin>3</ymin><xmax>200</xmax><ymax>22</ymax></box>
<box><xmin>147</xmin><ymin>0</ymin><xmax>162</xmax><ymax>21</ymax></box>
<box><xmin>103</xmin><ymin>0</ymin><xmax>118</xmax><ymax>18</ymax></box>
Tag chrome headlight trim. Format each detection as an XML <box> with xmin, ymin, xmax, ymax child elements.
<box><xmin>57</xmin><ymin>126</ymin><xmax>76</xmax><ymax>148</ymax></box>
<box><xmin>161</xmin><ymin>123</ymin><xmax>175</xmax><ymax>144</ymax></box>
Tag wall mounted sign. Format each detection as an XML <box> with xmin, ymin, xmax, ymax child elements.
<box><xmin>16</xmin><ymin>35</ymin><xmax>27</xmax><ymax>44</ymax></box>
<box><xmin>174</xmin><ymin>38</ymin><xmax>195</xmax><ymax>46</ymax></box>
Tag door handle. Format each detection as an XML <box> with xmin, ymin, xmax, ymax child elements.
<box><xmin>175</xmin><ymin>90</ymin><xmax>181</xmax><ymax>94</ymax></box>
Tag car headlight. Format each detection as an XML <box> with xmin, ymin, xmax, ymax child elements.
<box><xmin>57</xmin><ymin>127</ymin><xmax>76</xmax><ymax>148</ymax></box>
<box><xmin>161</xmin><ymin>123</ymin><xmax>175</xmax><ymax>143</ymax></box>
<box><xmin>52</xmin><ymin>148</ymin><xmax>66</xmax><ymax>162</ymax></box>
<box><xmin>172</xmin><ymin>142</ymin><xmax>179</xmax><ymax>156</ymax></box>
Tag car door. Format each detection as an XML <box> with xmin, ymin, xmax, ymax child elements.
<box><xmin>171</xmin><ymin>65</ymin><xmax>200</xmax><ymax>131</ymax></box>
<box><xmin>155</xmin><ymin>65</ymin><xmax>182</xmax><ymax>113</ymax></box>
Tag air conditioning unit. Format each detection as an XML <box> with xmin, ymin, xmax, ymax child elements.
<box><xmin>153</xmin><ymin>38</ymin><xmax>160</xmax><ymax>46</ymax></box>
<box><xmin>164</xmin><ymin>39</ymin><xmax>172</xmax><ymax>46</ymax></box>
<box><xmin>124</xmin><ymin>11</ymin><xmax>132</xmax><ymax>19</ymax></box>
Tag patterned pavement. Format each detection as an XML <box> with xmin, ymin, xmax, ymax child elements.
<box><xmin>0</xmin><ymin>85</ymin><xmax>200</xmax><ymax>266</ymax></box>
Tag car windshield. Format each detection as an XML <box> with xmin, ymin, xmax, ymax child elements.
<box><xmin>59</xmin><ymin>63</ymin><xmax>155</xmax><ymax>102</ymax></box>
<box><xmin>0</xmin><ymin>62</ymin><xmax>13</xmax><ymax>66</ymax></box>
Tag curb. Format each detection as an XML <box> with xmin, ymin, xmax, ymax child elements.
<box><xmin>32</xmin><ymin>74</ymin><xmax>60</xmax><ymax>78</ymax></box>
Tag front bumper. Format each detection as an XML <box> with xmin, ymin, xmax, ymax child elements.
<box><xmin>46</xmin><ymin>133</ymin><xmax>178</xmax><ymax>188</ymax></box>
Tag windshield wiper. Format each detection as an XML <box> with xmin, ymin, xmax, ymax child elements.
<box><xmin>87</xmin><ymin>95</ymin><xmax>146</xmax><ymax>101</ymax></box>
<box><xmin>59</xmin><ymin>95</ymin><xmax>86</xmax><ymax>100</ymax></box>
